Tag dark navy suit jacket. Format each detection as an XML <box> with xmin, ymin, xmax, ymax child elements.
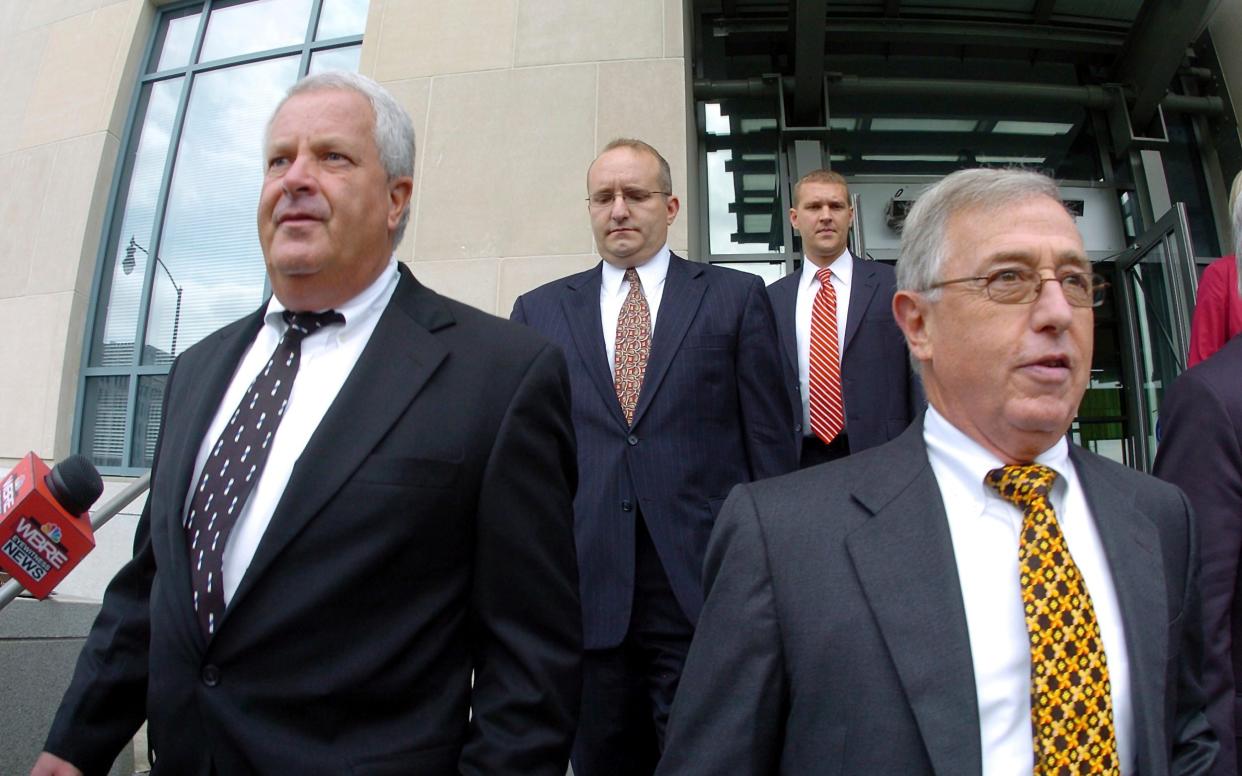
<box><xmin>511</xmin><ymin>254</ymin><xmax>795</xmax><ymax>649</ymax></box>
<box><xmin>1154</xmin><ymin>335</ymin><xmax>1242</xmax><ymax>776</ymax></box>
<box><xmin>766</xmin><ymin>259</ymin><xmax>922</xmax><ymax>455</ymax></box>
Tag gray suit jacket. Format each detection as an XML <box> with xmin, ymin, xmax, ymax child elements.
<box><xmin>658</xmin><ymin>416</ymin><xmax>1216</xmax><ymax>775</ymax></box>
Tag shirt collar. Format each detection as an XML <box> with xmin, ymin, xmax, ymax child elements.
<box><xmin>601</xmin><ymin>244</ymin><xmax>671</xmax><ymax>296</ymax></box>
<box><xmin>923</xmin><ymin>403</ymin><xmax>1072</xmax><ymax>511</ymax></box>
<box><xmin>799</xmin><ymin>248</ymin><xmax>854</xmax><ymax>292</ymax></box>
<box><xmin>263</xmin><ymin>255</ymin><xmax>399</xmax><ymax>340</ymax></box>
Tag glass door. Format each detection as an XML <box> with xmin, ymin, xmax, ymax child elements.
<box><xmin>1079</xmin><ymin>204</ymin><xmax>1197</xmax><ymax>471</ymax></box>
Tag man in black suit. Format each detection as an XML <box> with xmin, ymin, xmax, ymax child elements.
<box><xmin>511</xmin><ymin>138</ymin><xmax>794</xmax><ymax>775</ymax></box>
<box><xmin>1155</xmin><ymin>334</ymin><xmax>1242</xmax><ymax>776</ymax></box>
<box><xmin>659</xmin><ymin>167</ymin><xmax>1216</xmax><ymax>775</ymax></box>
<box><xmin>767</xmin><ymin>169</ymin><xmax>921</xmax><ymax>467</ymax></box>
<box><xmin>33</xmin><ymin>72</ymin><xmax>581</xmax><ymax>776</ymax></box>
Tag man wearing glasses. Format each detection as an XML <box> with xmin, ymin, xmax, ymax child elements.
<box><xmin>512</xmin><ymin>138</ymin><xmax>794</xmax><ymax>775</ymax></box>
<box><xmin>658</xmin><ymin>167</ymin><xmax>1216</xmax><ymax>775</ymax></box>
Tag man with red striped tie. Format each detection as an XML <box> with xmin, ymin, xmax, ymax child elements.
<box><xmin>766</xmin><ymin>170</ymin><xmax>922</xmax><ymax>468</ymax></box>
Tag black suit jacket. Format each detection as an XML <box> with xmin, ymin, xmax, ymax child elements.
<box><xmin>660</xmin><ymin>417</ymin><xmax>1217</xmax><ymax>775</ymax></box>
<box><xmin>511</xmin><ymin>255</ymin><xmax>795</xmax><ymax>649</ymax></box>
<box><xmin>46</xmin><ymin>265</ymin><xmax>582</xmax><ymax>776</ymax></box>
<box><xmin>766</xmin><ymin>259</ymin><xmax>922</xmax><ymax>454</ymax></box>
<box><xmin>1155</xmin><ymin>335</ymin><xmax>1242</xmax><ymax>776</ymax></box>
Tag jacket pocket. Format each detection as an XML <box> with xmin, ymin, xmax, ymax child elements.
<box><xmin>353</xmin><ymin>454</ymin><xmax>461</xmax><ymax>488</ymax></box>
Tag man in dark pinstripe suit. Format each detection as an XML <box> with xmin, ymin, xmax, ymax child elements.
<box><xmin>511</xmin><ymin>138</ymin><xmax>795</xmax><ymax>776</ymax></box>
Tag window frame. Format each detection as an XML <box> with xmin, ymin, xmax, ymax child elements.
<box><xmin>73</xmin><ymin>0</ymin><xmax>364</xmax><ymax>475</ymax></box>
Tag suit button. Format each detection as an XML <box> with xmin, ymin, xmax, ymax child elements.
<box><xmin>621</xmin><ymin>500</ymin><xmax>633</xmax><ymax>512</ymax></box>
<box><xmin>793</xmin><ymin>423</ymin><xmax>802</xmax><ymax>433</ymax></box>
<box><xmin>627</xmin><ymin>435</ymin><xmax>638</xmax><ymax>446</ymax></box>
<box><xmin>201</xmin><ymin>665</ymin><xmax>220</xmax><ymax>687</ymax></box>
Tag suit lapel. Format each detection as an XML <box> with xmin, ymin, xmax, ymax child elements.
<box><xmin>631</xmin><ymin>254</ymin><xmax>705</xmax><ymax>428</ymax></box>
<box><xmin>1069</xmin><ymin>447</ymin><xmax>1166</xmax><ymax>769</ymax></box>
<box><xmin>842</xmin><ymin>259</ymin><xmax>879</xmax><ymax>354</ymax></box>
<box><xmin>845</xmin><ymin>421</ymin><xmax>983</xmax><ymax>776</ymax></box>
<box><xmin>768</xmin><ymin>272</ymin><xmax>799</xmax><ymax>377</ymax></box>
<box><xmin>223</xmin><ymin>267</ymin><xmax>451</xmax><ymax>620</ymax></box>
<box><xmin>563</xmin><ymin>264</ymin><xmax>628</xmax><ymax>430</ymax></box>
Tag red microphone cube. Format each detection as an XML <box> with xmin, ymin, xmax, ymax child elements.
<box><xmin>0</xmin><ymin>453</ymin><xmax>96</xmax><ymax>599</ymax></box>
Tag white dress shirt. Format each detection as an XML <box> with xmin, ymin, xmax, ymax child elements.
<box><xmin>794</xmin><ymin>249</ymin><xmax>853</xmax><ymax>435</ymax></box>
<box><xmin>183</xmin><ymin>257</ymin><xmax>400</xmax><ymax>604</ymax></box>
<box><xmin>601</xmin><ymin>244</ymin><xmax>670</xmax><ymax>379</ymax></box>
<box><xmin>923</xmin><ymin>405</ymin><xmax>1134</xmax><ymax>775</ymax></box>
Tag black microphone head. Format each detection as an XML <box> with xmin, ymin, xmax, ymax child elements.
<box><xmin>45</xmin><ymin>455</ymin><xmax>104</xmax><ymax>516</ymax></box>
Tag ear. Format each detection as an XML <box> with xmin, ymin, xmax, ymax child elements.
<box><xmin>666</xmin><ymin>194</ymin><xmax>681</xmax><ymax>225</ymax></box>
<box><xmin>893</xmin><ymin>289</ymin><xmax>933</xmax><ymax>364</ymax></box>
<box><xmin>387</xmin><ymin>176</ymin><xmax>415</xmax><ymax>232</ymax></box>
<box><xmin>788</xmin><ymin>207</ymin><xmax>799</xmax><ymax>230</ymax></box>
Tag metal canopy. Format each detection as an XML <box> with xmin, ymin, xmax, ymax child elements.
<box><xmin>692</xmin><ymin>0</ymin><xmax>1226</xmax><ymax>253</ymax></box>
<box><xmin>1113</xmin><ymin>0</ymin><xmax>1215</xmax><ymax>128</ymax></box>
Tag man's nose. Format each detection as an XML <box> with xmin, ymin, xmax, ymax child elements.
<box><xmin>1031</xmin><ymin>275</ymin><xmax>1076</xmax><ymax>330</ymax></box>
<box><xmin>608</xmin><ymin>193</ymin><xmax>631</xmax><ymax>220</ymax></box>
<box><xmin>281</xmin><ymin>154</ymin><xmax>317</xmax><ymax>195</ymax></box>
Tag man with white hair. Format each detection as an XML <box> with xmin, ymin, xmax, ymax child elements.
<box><xmin>33</xmin><ymin>72</ymin><xmax>581</xmax><ymax>776</ymax></box>
<box><xmin>658</xmin><ymin>167</ymin><xmax>1216</xmax><ymax>775</ymax></box>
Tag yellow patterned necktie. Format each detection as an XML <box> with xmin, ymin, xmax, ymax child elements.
<box><xmin>985</xmin><ymin>464</ymin><xmax>1120</xmax><ymax>776</ymax></box>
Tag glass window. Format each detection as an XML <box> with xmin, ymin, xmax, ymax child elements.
<box><xmin>89</xmin><ymin>77</ymin><xmax>182</xmax><ymax>368</ymax></box>
<box><xmin>704</xmin><ymin>101</ymin><xmax>784</xmax><ymax>256</ymax></box>
<box><xmin>316</xmin><ymin>0</ymin><xmax>369</xmax><ymax>40</ymax></box>
<box><xmin>77</xmin><ymin>0</ymin><xmax>364</xmax><ymax>472</ymax></box>
<box><xmin>152</xmin><ymin>9</ymin><xmax>202</xmax><ymax>72</ymax></box>
<box><xmin>143</xmin><ymin>55</ymin><xmax>299</xmax><ymax>365</ymax></box>
<box><xmin>309</xmin><ymin>44</ymin><xmax>362</xmax><ymax>74</ymax></box>
<box><xmin>199</xmin><ymin>0</ymin><xmax>313</xmax><ymax>63</ymax></box>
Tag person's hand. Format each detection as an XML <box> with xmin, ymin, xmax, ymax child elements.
<box><xmin>30</xmin><ymin>752</ymin><xmax>83</xmax><ymax>776</ymax></box>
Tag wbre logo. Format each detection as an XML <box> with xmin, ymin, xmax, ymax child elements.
<box><xmin>42</xmin><ymin>523</ymin><xmax>62</xmax><ymax>543</ymax></box>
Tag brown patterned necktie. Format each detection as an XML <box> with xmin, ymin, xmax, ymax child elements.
<box><xmin>614</xmin><ymin>267</ymin><xmax>651</xmax><ymax>425</ymax></box>
<box><xmin>809</xmin><ymin>267</ymin><xmax>844</xmax><ymax>444</ymax></box>
<box><xmin>985</xmin><ymin>464</ymin><xmax>1119</xmax><ymax>776</ymax></box>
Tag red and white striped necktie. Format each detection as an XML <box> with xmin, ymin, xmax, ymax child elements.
<box><xmin>809</xmin><ymin>267</ymin><xmax>844</xmax><ymax>444</ymax></box>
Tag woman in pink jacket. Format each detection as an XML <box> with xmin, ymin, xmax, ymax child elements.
<box><xmin>1189</xmin><ymin>171</ymin><xmax>1242</xmax><ymax>367</ymax></box>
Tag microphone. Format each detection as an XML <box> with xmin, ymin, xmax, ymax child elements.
<box><xmin>0</xmin><ymin>453</ymin><xmax>104</xmax><ymax>598</ymax></box>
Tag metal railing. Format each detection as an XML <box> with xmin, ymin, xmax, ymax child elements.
<box><xmin>0</xmin><ymin>473</ymin><xmax>151</xmax><ymax>612</ymax></box>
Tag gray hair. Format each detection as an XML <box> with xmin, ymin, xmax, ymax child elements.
<box><xmin>266</xmin><ymin>71</ymin><xmax>416</xmax><ymax>248</ymax></box>
<box><xmin>1230</xmin><ymin>170</ymin><xmax>1242</xmax><ymax>293</ymax></box>
<box><xmin>896</xmin><ymin>168</ymin><xmax>1064</xmax><ymax>297</ymax></box>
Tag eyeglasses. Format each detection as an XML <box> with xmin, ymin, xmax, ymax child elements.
<box><xmin>928</xmin><ymin>267</ymin><xmax>1109</xmax><ymax>308</ymax></box>
<box><xmin>587</xmin><ymin>188</ymin><xmax>672</xmax><ymax>208</ymax></box>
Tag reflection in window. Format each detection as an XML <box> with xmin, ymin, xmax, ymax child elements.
<box><xmin>309</xmin><ymin>44</ymin><xmax>362</xmax><ymax>75</ymax></box>
<box><xmin>317</xmin><ymin>0</ymin><xmax>369</xmax><ymax>39</ymax></box>
<box><xmin>144</xmin><ymin>56</ymin><xmax>300</xmax><ymax>365</ymax></box>
<box><xmin>153</xmin><ymin>10</ymin><xmax>201</xmax><ymax>72</ymax></box>
<box><xmin>90</xmin><ymin>78</ymin><xmax>182</xmax><ymax>367</ymax></box>
<box><xmin>705</xmin><ymin>102</ymin><xmax>783</xmax><ymax>256</ymax></box>
<box><xmin>199</xmin><ymin>0</ymin><xmax>313</xmax><ymax>63</ymax></box>
<box><xmin>79</xmin><ymin>0</ymin><xmax>363</xmax><ymax>471</ymax></box>
<box><xmin>80</xmin><ymin>377</ymin><xmax>128</xmax><ymax>468</ymax></box>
